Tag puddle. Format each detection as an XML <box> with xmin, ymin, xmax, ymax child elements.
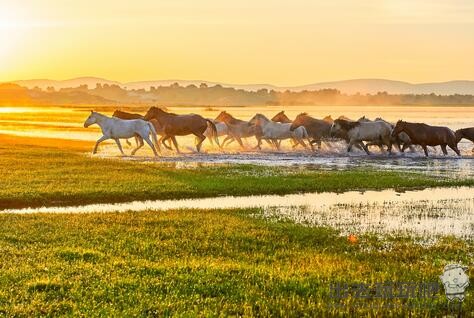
<box><xmin>3</xmin><ymin>186</ymin><xmax>473</xmax><ymax>240</ymax></box>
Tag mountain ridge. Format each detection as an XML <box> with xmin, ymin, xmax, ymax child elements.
<box><xmin>8</xmin><ymin>77</ymin><xmax>474</xmax><ymax>95</ymax></box>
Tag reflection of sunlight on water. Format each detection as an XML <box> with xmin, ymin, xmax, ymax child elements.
<box><xmin>2</xmin><ymin>187</ymin><xmax>473</xmax><ymax>241</ymax></box>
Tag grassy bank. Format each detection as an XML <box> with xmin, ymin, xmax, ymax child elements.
<box><xmin>1</xmin><ymin>140</ymin><xmax>473</xmax><ymax>209</ymax></box>
<box><xmin>0</xmin><ymin>208</ymin><xmax>472</xmax><ymax>316</ymax></box>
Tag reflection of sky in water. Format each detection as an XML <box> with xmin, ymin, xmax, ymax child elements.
<box><xmin>3</xmin><ymin>187</ymin><xmax>473</xmax><ymax>242</ymax></box>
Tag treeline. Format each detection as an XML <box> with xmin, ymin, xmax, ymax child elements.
<box><xmin>2</xmin><ymin>82</ymin><xmax>474</xmax><ymax>106</ymax></box>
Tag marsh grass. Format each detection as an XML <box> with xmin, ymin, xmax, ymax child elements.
<box><xmin>1</xmin><ymin>141</ymin><xmax>473</xmax><ymax>209</ymax></box>
<box><xmin>0</xmin><ymin>209</ymin><xmax>472</xmax><ymax>316</ymax></box>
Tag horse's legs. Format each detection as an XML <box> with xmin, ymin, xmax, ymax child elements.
<box><xmin>134</xmin><ymin>135</ymin><xmax>140</xmax><ymax>147</ymax></box>
<box><xmin>194</xmin><ymin>133</ymin><xmax>206</xmax><ymax>152</ymax></box>
<box><xmin>448</xmin><ymin>143</ymin><xmax>461</xmax><ymax>156</ymax></box>
<box><xmin>264</xmin><ymin>139</ymin><xmax>274</xmax><ymax>148</ymax></box>
<box><xmin>114</xmin><ymin>138</ymin><xmax>125</xmax><ymax>156</ymax></box>
<box><xmin>441</xmin><ymin>144</ymin><xmax>448</xmax><ymax>155</ymax></box>
<box><xmin>291</xmin><ymin>138</ymin><xmax>299</xmax><ymax>149</ymax></box>
<box><xmin>92</xmin><ymin>135</ymin><xmax>109</xmax><ymax>154</ymax></box>
<box><xmin>296</xmin><ymin>138</ymin><xmax>307</xmax><ymax>150</ymax></box>
<box><xmin>361</xmin><ymin>142</ymin><xmax>371</xmax><ymax>155</ymax></box>
<box><xmin>126</xmin><ymin>139</ymin><xmax>132</xmax><ymax>146</ymax></box>
<box><xmin>143</xmin><ymin>135</ymin><xmax>159</xmax><ymax>157</ymax></box>
<box><xmin>421</xmin><ymin>145</ymin><xmax>429</xmax><ymax>157</ymax></box>
<box><xmin>347</xmin><ymin>140</ymin><xmax>354</xmax><ymax>152</ymax></box>
<box><xmin>131</xmin><ymin>136</ymin><xmax>144</xmax><ymax>155</ymax></box>
<box><xmin>222</xmin><ymin>136</ymin><xmax>233</xmax><ymax>148</ymax></box>
<box><xmin>382</xmin><ymin>136</ymin><xmax>392</xmax><ymax>154</ymax></box>
<box><xmin>161</xmin><ymin>136</ymin><xmax>174</xmax><ymax>151</ymax></box>
<box><xmin>253</xmin><ymin>137</ymin><xmax>261</xmax><ymax>150</ymax></box>
<box><xmin>272</xmin><ymin>139</ymin><xmax>280</xmax><ymax>150</ymax></box>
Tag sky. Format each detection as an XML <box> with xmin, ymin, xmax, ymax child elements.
<box><xmin>1</xmin><ymin>0</ymin><xmax>474</xmax><ymax>86</ymax></box>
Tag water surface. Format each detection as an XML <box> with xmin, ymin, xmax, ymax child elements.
<box><xmin>3</xmin><ymin>186</ymin><xmax>473</xmax><ymax>240</ymax></box>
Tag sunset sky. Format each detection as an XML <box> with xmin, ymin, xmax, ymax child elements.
<box><xmin>1</xmin><ymin>0</ymin><xmax>473</xmax><ymax>86</ymax></box>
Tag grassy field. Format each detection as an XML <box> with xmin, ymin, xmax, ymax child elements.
<box><xmin>1</xmin><ymin>135</ymin><xmax>473</xmax><ymax>209</ymax></box>
<box><xmin>1</xmin><ymin>134</ymin><xmax>473</xmax><ymax>316</ymax></box>
<box><xmin>0</xmin><ymin>208</ymin><xmax>472</xmax><ymax>316</ymax></box>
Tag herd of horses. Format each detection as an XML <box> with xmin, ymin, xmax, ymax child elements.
<box><xmin>83</xmin><ymin>107</ymin><xmax>474</xmax><ymax>157</ymax></box>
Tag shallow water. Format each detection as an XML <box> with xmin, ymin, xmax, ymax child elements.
<box><xmin>3</xmin><ymin>186</ymin><xmax>473</xmax><ymax>240</ymax></box>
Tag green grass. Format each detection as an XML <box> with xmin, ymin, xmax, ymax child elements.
<box><xmin>0</xmin><ymin>209</ymin><xmax>472</xmax><ymax>316</ymax></box>
<box><xmin>1</xmin><ymin>143</ymin><xmax>473</xmax><ymax>209</ymax></box>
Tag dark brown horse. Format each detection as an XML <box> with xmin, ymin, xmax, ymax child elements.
<box><xmin>112</xmin><ymin>110</ymin><xmax>144</xmax><ymax>120</ymax></box>
<box><xmin>392</xmin><ymin>120</ymin><xmax>460</xmax><ymax>156</ymax></box>
<box><xmin>289</xmin><ymin>113</ymin><xmax>331</xmax><ymax>149</ymax></box>
<box><xmin>455</xmin><ymin>127</ymin><xmax>474</xmax><ymax>152</ymax></box>
<box><xmin>144</xmin><ymin>107</ymin><xmax>219</xmax><ymax>153</ymax></box>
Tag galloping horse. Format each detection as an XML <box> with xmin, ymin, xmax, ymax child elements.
<box><xmin>290</xmin><ymin>113</ymin><xmax>331</xmax><ymax>150</ymax></box>
<box><xmin>112</xmin><ymin>109</ymin><xmax>175</xmax><ymax>149</ymax></box>
<box><xmin>271</xmin><ymin>111</ymin><xmax>310</xmax><ymax>149</ymax></box>
<box><xmin>331</xmin><ymin>119</ymin><xmax>393</xmax><ymax>155</ymax></box>
<box><xmin>249</xmin><ymin>113</ymin><xmax>309</xmax><ymax>150</ymax></box>
<box><xmin>391</xmin><ymin>121</ymin><xmax>460</xmax><ymax>157</ymax></box>
<box><xmin>144</xmin><ymin>107</ymin><xmax>219</xmax><ymax>153</ymax></box>
<box><xmin>84</xmin><ymin>111</ymin><xmax>159</xmax><ymax>156</ymax></box>
<box><xmin>215</xmin><ymin>111</ymin><xmax>259</xmax><ymax>149</ymax></box>
<box><xmin>455</xmin><ymin>127</ymin><xmax>474</xmax><ymax>152</ymax></box>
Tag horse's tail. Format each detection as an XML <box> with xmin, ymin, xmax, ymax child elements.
<box><xmin>206</xmin><ymin>119</ymin><xmax>220</xmax><ymax>148</ymax></box>
<box><xmin>148</xmin><ymin>121</ymin><xmax>160</xmax><ymax>153</ymax></box>
<box><xmin>300</xmin><ymin>126</ymin><xmax>309</xmax><ymax>139</ymax></box>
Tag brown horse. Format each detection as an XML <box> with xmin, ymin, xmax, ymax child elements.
<box><xmin>289</xmin><ymin>113</ymin><xmax>331</xmax><ymax>149</ymax></box>
<box><xmin>392</xmin><ymin>120</ymin><xmax>460</xmax><ymax>156</ymax></box>
<box><xmin>215</xmin><ymin>111</ymin><xmax>260</xmax><ymax>149</ymax></box>
<box><xmin>112</xmin><ymin>110</ymin><xmax>144</xmax><ymax>120</ymax></box>
<box><xmin>455</xmin><ymin>127</ymin><xmax>474</xmax><ymax>152</ymax></box>
<box><xmin>322</xmin><ymin>115</ymin><xmax>334</xmax><ymax>123</ymax></box>
<box><xmin>144</xmin><ymin>107</ymin><xmax>219</xmax><ymax>153</ymax></box>
<box><xmin>271</xmin><ymin>111</ymin><xmax>292</xmax><ymax>123</ymax></box>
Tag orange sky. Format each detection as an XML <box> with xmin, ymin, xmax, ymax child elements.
<box><xmin>1</xmin><ymin>0</ymin><xmax>474</xmax><ymax>85</ymax></box>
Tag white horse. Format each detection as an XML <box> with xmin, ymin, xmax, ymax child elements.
<box><xmin>84</xmin><ymin>111</ymin><xmax>160</xmax><ymax>156</ymax></box>
<box><xmin>249</xmin><ymin>114</ymin><xmax>309</xmax><ymax>150</ymax></box>
<box><xmin>204</xmin><ymin>119</ymin><xmax>229</xmax><ymax>147</ymax></box>
<box><xmin>330</xmin><ymin>119</ymin><xmax>393</xmax><ymax>155</ymax></box>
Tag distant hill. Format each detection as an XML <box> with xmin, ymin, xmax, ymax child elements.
<box><xmin>291</xmin><ymin>79</ymin><xmax>474</xmax><ymax>95</ymax></box>
<box><xmin>8</xmin><ymin>77</ymin><xmax>474</xmax><ymax>95</ymax></box>
<box><xmin>13</xmin><ymin>77</ymin><xmax>122</xmax><ymax>90</ymax></box>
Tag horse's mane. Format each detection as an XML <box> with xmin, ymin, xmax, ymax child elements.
<box><xmin>338</xmin><ymin>115</ymin><xmax>352</xmax><ymax>121</ymax></box>
<box><xmin>113</xmin><ymin>110</ymin><xmax>144</xmax><ymax>119</ymax></box>
<box><xmin>149</xmin><ymin>106</ymin><xmax>178</xmax><ymax>116</ymax></box>
<box><xmin>335</xmin><ymin>119</ymin><xmax>360</xmax><ymax>131</ymax></box>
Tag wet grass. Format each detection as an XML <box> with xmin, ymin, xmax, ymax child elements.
<box><xmin>0</xmin><ymin>209</ymin><xmax>472</xmax><ymax>316</ymax></box>
<box><xmin>1</xmin><ymin>142</ymin><xmax>473</xmax><ymax>209</ymax></box>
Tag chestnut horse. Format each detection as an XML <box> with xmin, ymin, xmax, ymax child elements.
<box><xmin>455</xmin><ymin>127</ymin><xmax>474</xmax><ymax>152</ymax></box>
<box><xmin>144</xmin><ymin>107</ymin><xmax>219</xmax><ymax>153</ymax></box>
<box><xmin>392</xmin><ymin>121</ymin><xmax>460</xmax><ymax>157</ymax></box>
<box><xmin>215</xmin><ymin>111</ymin><xmax>260</xmax><ymax>149</ymax></box>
